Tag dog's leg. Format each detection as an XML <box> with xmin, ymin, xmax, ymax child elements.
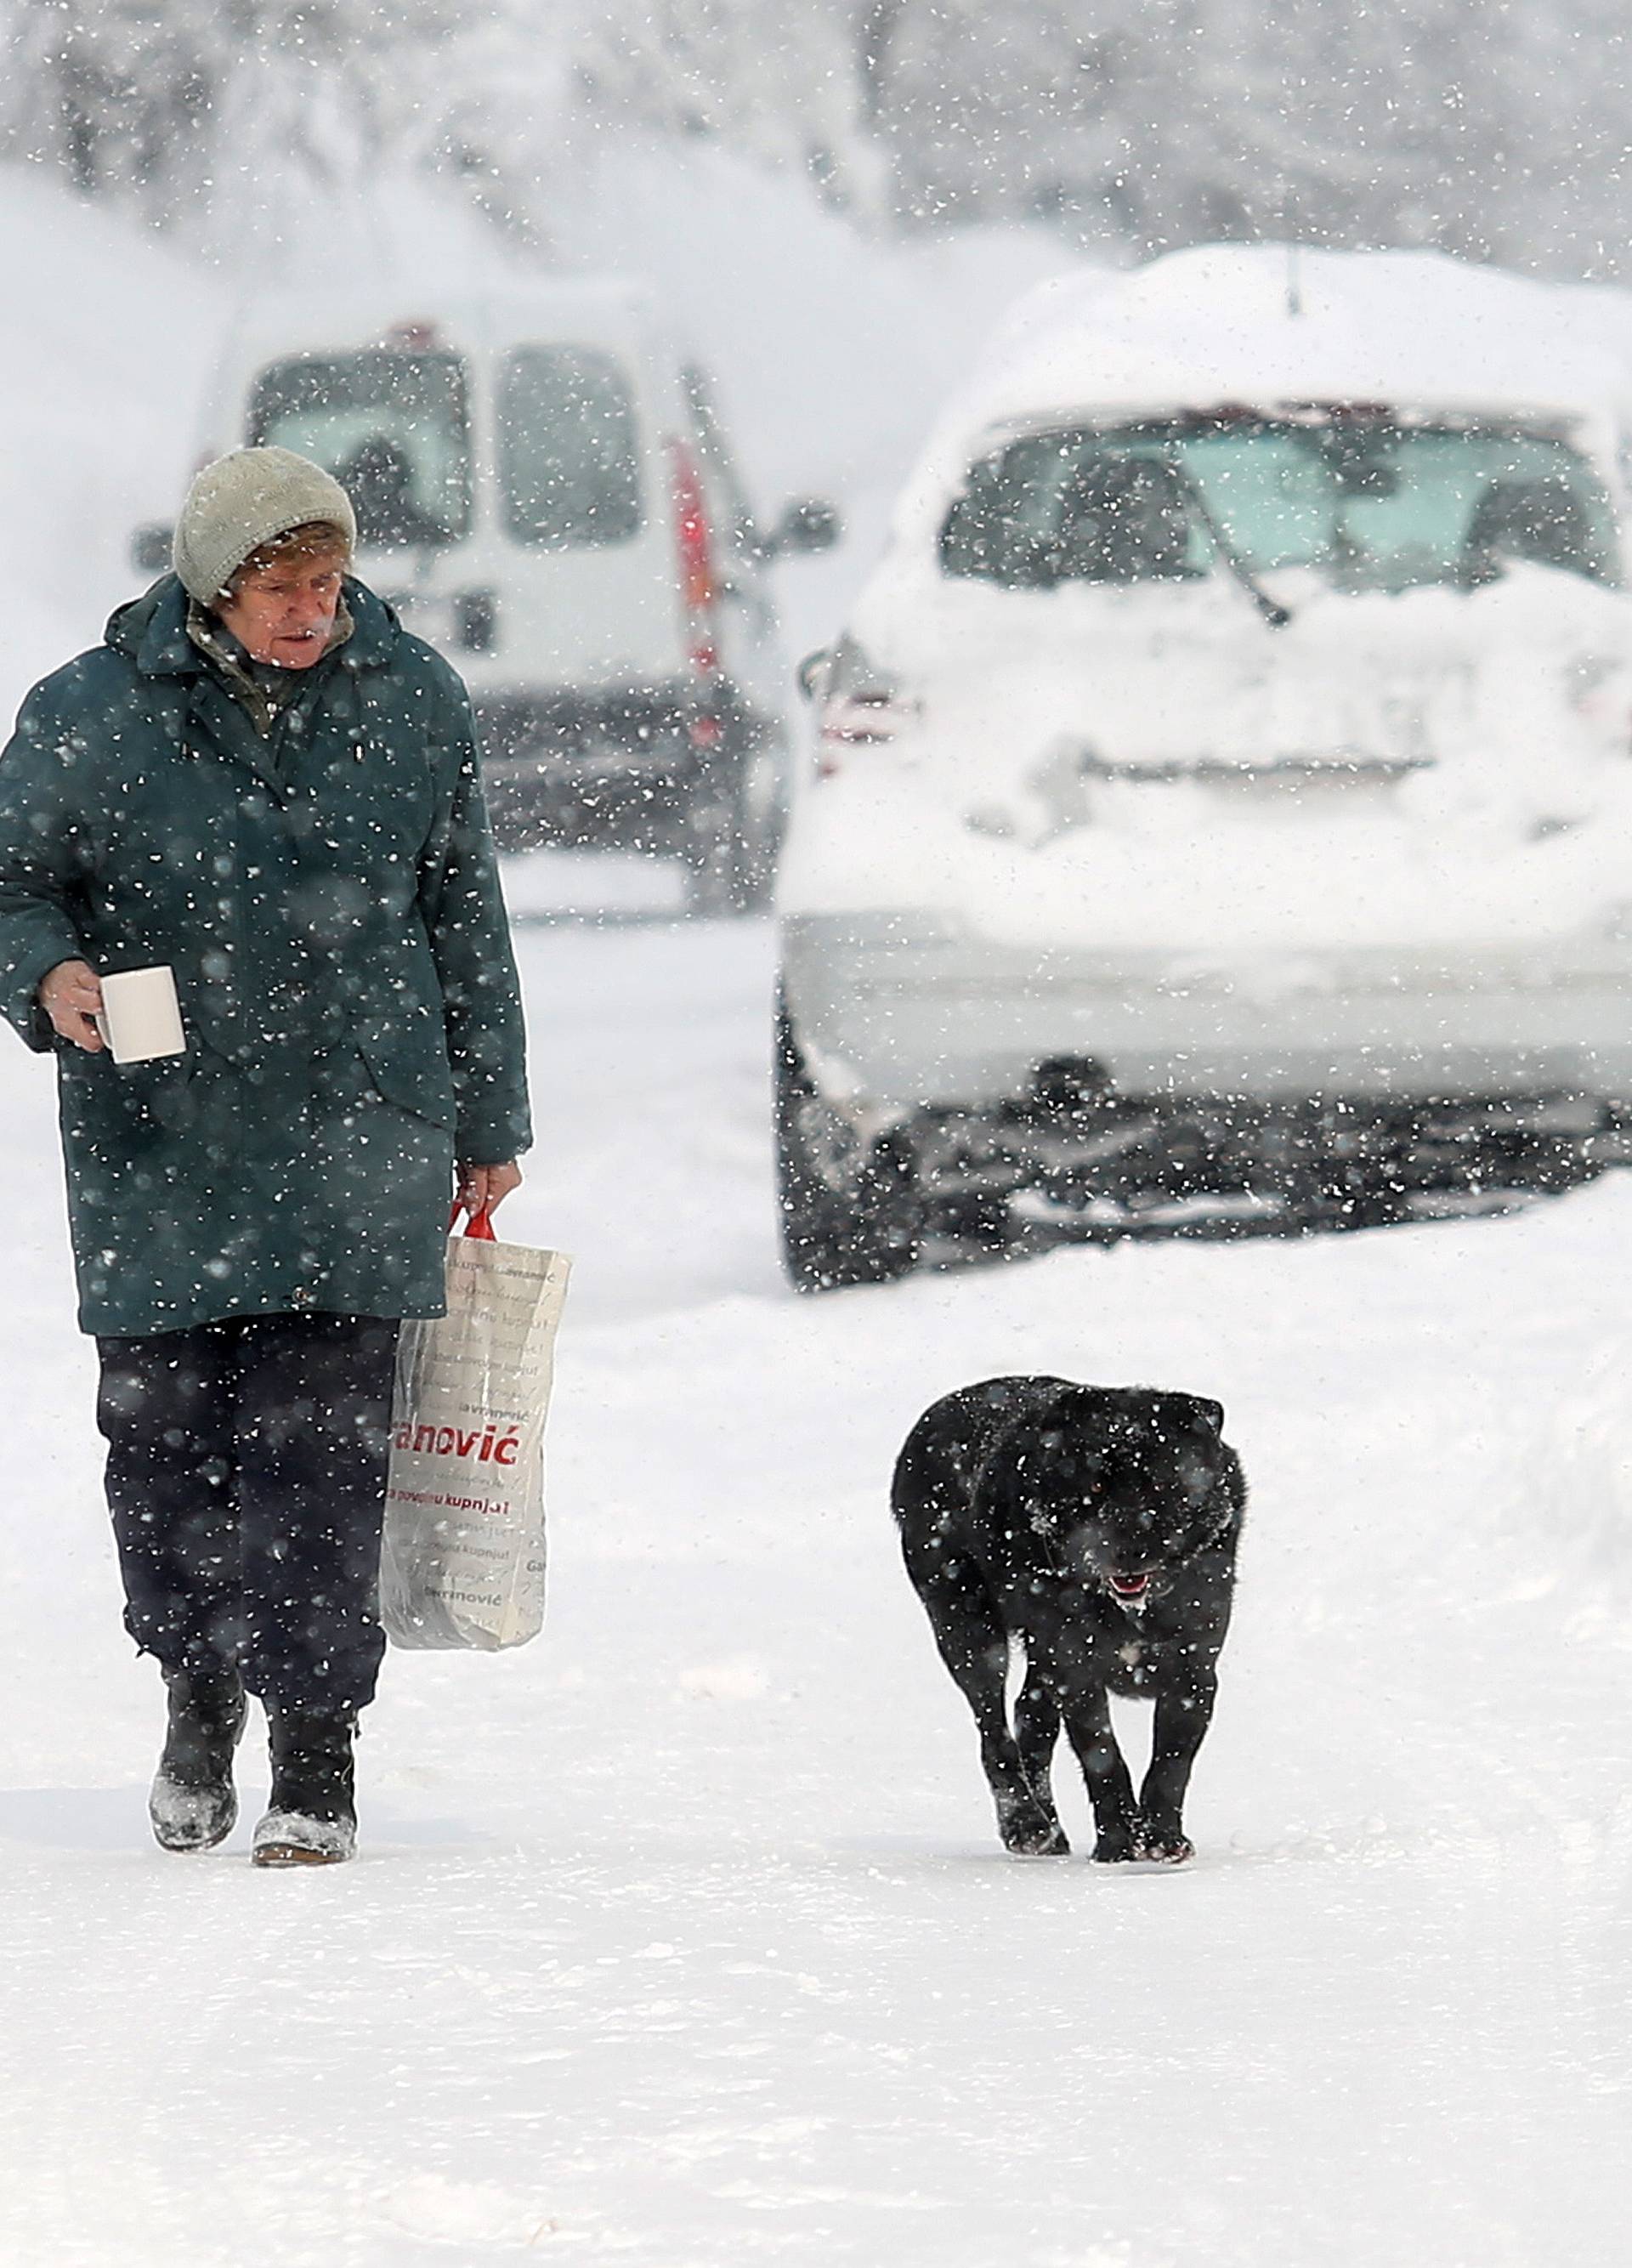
<box><xmin>1012</xmin><ymin>1666</ymin><xmax>1068</xmax><ymax>1851</ymax></box>
<box><xmin>1062</xmin><ymin>1687</ymin><xmax>1141</xmax><ymax>1863</ymax></box>
<box><xmin>1137</xmin><ymin>1670</ymin><xmax>1218</xmax><ymax>1863</ymax></box>
<box><xmin>919</xmin><ymin>1561</ymin><xmax>1068</xmax><ymax>1856</ymax></box>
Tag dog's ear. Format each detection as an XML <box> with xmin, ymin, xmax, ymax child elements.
<box><xmin>1189</xmin><ymin>1397</ymin><xmax>1226</xmax><ymax>1436</ymax></box>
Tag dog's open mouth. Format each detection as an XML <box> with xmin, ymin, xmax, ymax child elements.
<box><xmin>1108</xmin><ymin>1572</ymin><xmax>1151</xmax><ymax>1601</ymax></box>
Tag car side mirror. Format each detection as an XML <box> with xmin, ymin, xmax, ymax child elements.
<box><xmin>796</xmin><ymin>648</ymin><xmax>835</xmax><ymax>703</ymax></box>
<box><xmin>769</xmin><ymin>499</ymin><xmax>842</xmax><ymax>558</ymax></box>
<box><xmin>130</xmin><ymin>524</ymin><xmax>173</xmax><ymax>576</ymax></box>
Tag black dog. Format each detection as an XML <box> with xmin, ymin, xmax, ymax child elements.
<box><xmin>892</xmin><ymin>1376</ymin><xmax>1244</xmax><ymax>1863</ymax></box>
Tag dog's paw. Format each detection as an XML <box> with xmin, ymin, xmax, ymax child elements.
<box><xmin>1001</xmin><ymin>1808</ymin><xmax>1070</xmax><ymax>1857</ymax></box>
<box><xmin>1134</xmin><ymin>1827</ymin><xmax>1195</xmax><ymax>1865</ymax></box>
<box><xmin>1091</xmin><ymin>1825</ymin><xmax>1140</xmax><ymax>1864</ymax></box>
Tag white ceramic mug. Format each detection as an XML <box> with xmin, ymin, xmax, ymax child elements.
<box><xmin>94</xmin><ymin>967</ymin><xmax>186</xmax><ymax>1065</ymax></box>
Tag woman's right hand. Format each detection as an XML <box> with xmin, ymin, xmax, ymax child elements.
<box><xmin>39</xmin><ymin>960</ymin><xmax>105</xmax><ymax>1051</ymax></box>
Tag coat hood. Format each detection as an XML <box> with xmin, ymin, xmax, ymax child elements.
<box><xmin>105</xmin><ymin>573</ymin><xmax>401</xmax><ymax>678</ymax></box>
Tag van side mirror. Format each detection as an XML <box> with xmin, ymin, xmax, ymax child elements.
<box><xmin>768</xmin><ymin>499</ymin><xmax>842</xmax><ymax>558</ymax></box>
<box><xmin>130</xmin><ymin>524</ymin><xmax>173</xmax><ymax>576</ymax></box>
<box><xmin>796</xmin><ymin>649</ymin><xmax>835</xmax><ymax>703</ymax></box>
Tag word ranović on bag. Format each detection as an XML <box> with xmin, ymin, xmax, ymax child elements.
<box><xmin>393</xmin><ymin>1420</ymin><xmax>524</xmax><ymax>1466</ymax></box>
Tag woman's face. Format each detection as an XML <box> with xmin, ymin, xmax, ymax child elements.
<box><xmin>216</xmin><ymin>550</ymin><xmax>346</xmax><ymax>668</ymax></box>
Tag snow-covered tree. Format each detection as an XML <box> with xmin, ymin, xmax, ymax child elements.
<box><xmin>4</xmin><ymin>0</ymin><xmax>1632</xmax><ymax>280</ymax></box>
<box><xmin>0</xmin><ymin>0</ymin><xmax>573</xmax><ymax>255</ymax></box>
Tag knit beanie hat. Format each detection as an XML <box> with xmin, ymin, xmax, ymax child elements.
<box><xmin>172</xmin><ymin>445</ymin><xmax>358</xmax><ymax>604</ymax></box>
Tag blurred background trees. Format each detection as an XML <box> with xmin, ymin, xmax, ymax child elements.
<box><xmin>2</xmin><ymin>0</ymin><xmax>1628</xmax><ymax>275</ymax></box>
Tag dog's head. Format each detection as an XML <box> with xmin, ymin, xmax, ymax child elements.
<box><xmin>997</xmin><ymin>1387</ymin><xmax>1234</xmax><ymax>1609</ymax></box>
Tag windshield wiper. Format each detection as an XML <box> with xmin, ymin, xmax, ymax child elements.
<box><xmin>1180</xmin><ymin>472</ymin><xmax>1293</xmax><ymax>629</ymax></box>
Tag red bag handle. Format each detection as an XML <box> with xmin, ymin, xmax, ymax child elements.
<box><xmin>448</xmin><ymin>1202</ymin><xmax>497</xmax><ymax>1240</ymax></box>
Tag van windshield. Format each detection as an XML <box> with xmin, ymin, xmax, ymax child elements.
<box><xmin>498</xmin><ymin>347</ymin><xmax>643</xmax><ymax>547</ymax></box>
<box><xmin>939</xmin><ymin>414</ymin><xmax>1619</xmax><ymax>595</ymax></box>
<box><xmin>247</xmin><ymin>351</ymin><xmax>471</xmax><ymax>547</ymax></box>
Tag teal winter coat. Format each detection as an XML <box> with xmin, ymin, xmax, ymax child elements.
<box><xmin>0</xmin><ymin>576</ymin><xmax>530</xmax><ymax>1335</ymax></box>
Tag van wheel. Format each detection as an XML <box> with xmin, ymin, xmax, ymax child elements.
<box><xmin>775</xmin><ymin>998</ymin><xmax>921</xmax><ymax>1292</ymax></box>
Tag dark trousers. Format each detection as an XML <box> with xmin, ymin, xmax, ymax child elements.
<box><xmin>96</xmin><ymin>1314</ymin><xmax>400</xmax><ymax>1712</ymax></box>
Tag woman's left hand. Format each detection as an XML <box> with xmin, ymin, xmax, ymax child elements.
<box><xmin>456</xmin><ymin>1160</ymin><xmax>523</xmax><ymax>1220</ymax></box>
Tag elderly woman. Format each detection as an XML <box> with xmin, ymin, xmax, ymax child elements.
<box><xmin>0</xmin><ymin>446</ymin><xmax>530</xmax><ymax>1867</ymax></box>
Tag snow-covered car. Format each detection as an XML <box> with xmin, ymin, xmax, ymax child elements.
<box><xmin>775</xmin><ymin>246</ymin><xmax>1632</xmax><ymax>1288</ymax></box>
<box><xmin>136</xmin><ymin>282</ymin><xmax>838</xmax><ymax>913</ymax></box>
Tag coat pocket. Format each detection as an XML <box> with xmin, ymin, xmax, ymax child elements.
<box><xmin>60</xmin><ymin>1043</ymin><xmax>200</xmax><ymax>1137</ymax></box>
<box><xmin>118</xmin><ymin>1051</ymin><xmax>201</xmax><ymax>1131</ymax></box>
<box><xmin>354</xmin><ymin>1031</ymin><xmax>458</xmax><ymax>1131</ymax></box>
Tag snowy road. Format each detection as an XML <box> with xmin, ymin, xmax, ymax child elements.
<box><xmin>2</xmin><ymin>902</ymin><xmax>1629</xmax><ymax>2266</ymax></box>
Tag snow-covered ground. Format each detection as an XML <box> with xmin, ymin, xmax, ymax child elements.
<box><xmin>3</xmin><ymin>903</ymin><xmax>1630</xmax><ymax>2266</ymax></box>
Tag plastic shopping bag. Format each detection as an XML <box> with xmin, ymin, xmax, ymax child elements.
<box><xmin>381</xmin><ymin>1211</ymin><xmax>572</xmax><ymax>1650</ymax></box>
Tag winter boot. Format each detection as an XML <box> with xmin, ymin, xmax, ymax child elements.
<box><xmin>252</xmin><ymin>1704</ymin><xmax>358</xmax><ymax>1868</ymax></box>
<box><xmin>149</xmin><ymin>1665</ymin><xmax>246</xmax><ymax>1853</ymax></box>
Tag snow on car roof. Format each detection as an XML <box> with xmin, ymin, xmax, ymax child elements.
<box><xmin>891</xmin><ymin>245</ymin><xmax>1631</xmax><ymax>541</ymax></box>
<box><xmin>978</xmin><ymin>247</ymin><xmax>1621</xmax><ymax>420</ymax></box>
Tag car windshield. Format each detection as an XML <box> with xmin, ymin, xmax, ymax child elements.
<box><xmin>248</xmin><ymin>350</ymin><xmax>471</xmax><ymax>547</ymax></box>
<box><xmin>497</xmin><ymin>346</ymin><xmax>643</xmax><ymax>547</ymax></box>
<box><xmin>939</xmin><ymin>413</ymin><xmax>1620</xmax><ymax>595</ymax></box>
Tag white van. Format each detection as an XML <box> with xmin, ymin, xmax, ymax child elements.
<box><xmin>139</xmin><ymin>281</ymin><xmax>837</xmax><ymax>911</ymax></box>
<box><xmin>776</xmin><ymin>247</ymin><xmax>1632</xmax><ymax>1286</ymax></box>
